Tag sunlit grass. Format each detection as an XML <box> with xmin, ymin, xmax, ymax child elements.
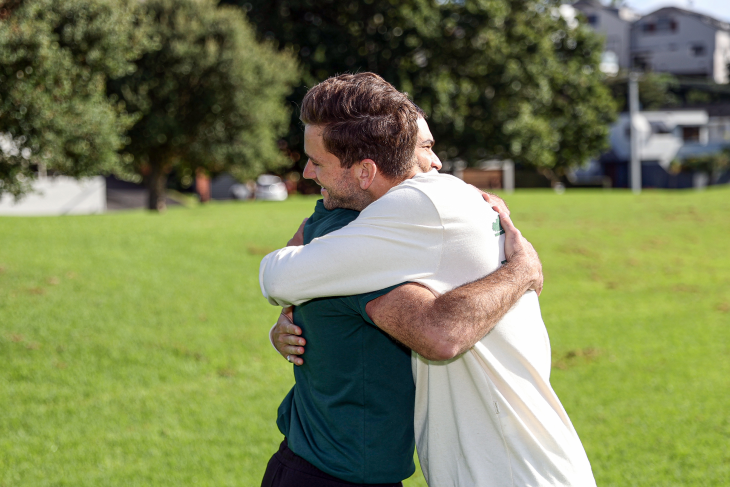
<box><xmin>0</xmin><ymin>188</ymin><xmax>728</xmax><ymax>486</ymax></box>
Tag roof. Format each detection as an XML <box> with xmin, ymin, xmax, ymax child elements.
<box><xmin>670</xmin><ymin>103</ymin><xmax>730</xmax><ymax>118</ymax></box>
<box><xmin>640</xmin><ymin>7</ymin><xmax>730</xmax><ymax>32</ymax></box>
<box><xmin>572</xmin><ymin>0</ymin><xmax>604</xmax><ymax>9</ymax></box>
<box><xmin>572</xmin><ymin>0</ymin><xmax>639</xmax><ymax>22</ymax></box>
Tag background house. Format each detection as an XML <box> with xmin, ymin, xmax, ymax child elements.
<box><xmin>631</xmin><ymin>7</ymin><xmax>730</xmax><ymax>83</ymax></box>
<box><xmin>573</xmin><ymin>0</ymin><xmax>640</xmax><ymax>70</ymax></box>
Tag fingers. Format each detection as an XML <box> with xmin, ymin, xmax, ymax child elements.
<box><xmin>274</xmin><ymin>331</ymin><xmax>306</xmax><ymax>366</ymax></box>
<box><xmin>279</xmin><ymin>342</ymin><xmax>305</xmax><ymax>356</ymax></box>
<box><xmin>278</xmin><ymin>329</ymin><xmax>305</xmax><ymax>346</ymax></box>
<box><xmin>493</xmin><ymin>205</ymin><xmax>520</xmax><ymax>237</ymax></box>
<box><xmin>273</xmin><ymin>309</ymin><xmax>306</xmax><ymax>365</ymax></box>
<box><xmin>287</xmin><ymin>354</ymin><xmax>304</xmax><ymax>366</ymax></box>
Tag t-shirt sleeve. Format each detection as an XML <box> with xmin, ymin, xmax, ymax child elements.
<box><xmin>259</xmin><ymin>186</ymin><xmax>443</xmax><ymax>307</ymax></box>
<box><xmin>351</xmin><ymin>283</ymin><xmax>407</xmax><ymax>327</ymax></box>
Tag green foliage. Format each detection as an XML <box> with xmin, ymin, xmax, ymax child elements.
<box><xmin>606</xmin><ymin>72</ymin><xmax>680</xmax><ymax>112</ymax></box>
<box><xmin>108</xmin><ymin>0</ymin><xmax>299</xmax><ymax>210</ymax></box>
<box><xmin>675</xmin><ymin>147</ymin><xmax>730</xmax><ymax>177</ymax></box>
<box><xmin>0</xmin><ymin>0</ymin><xmax>152</xmax><ymax>199</ymax></box>
<box><xmin>222</xmin><ymin>0</ymin><xmax>616</xmax><ymax>171</ymax></box>
<box><xmin>1</xmin><ymin>189</ymin><xmax>730</xmax><ymax>485</ymax></box>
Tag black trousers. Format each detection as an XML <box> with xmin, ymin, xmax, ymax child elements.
<box><xmin>261</xmin><ymin>439</ymin><xmax>404</xmax><ymax>487</ymax></box>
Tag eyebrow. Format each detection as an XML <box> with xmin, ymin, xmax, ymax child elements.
<box><xmin>304</xmin><ymin>152</ymin><xmax>320</xmax><ymax>164</ymax></box>
<box><xmin>419</xmin><ymin>139</ymin><xmax>435</xmax><ymax>145</ymax></box>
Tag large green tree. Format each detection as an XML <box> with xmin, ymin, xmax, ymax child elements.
<box><xmin>223</xmin><ymin>0</ymin><xmax>616</xmax><ymax>174</ymax></box>
<box><xmin>0</xmin><ymin>0</ymin><xmax>150</xmax><ymax>199</ymax></box>
<box><xmin>109</xmin><ymin>0</ymin><xmax>298</xmax><ymax>211</ymax></box>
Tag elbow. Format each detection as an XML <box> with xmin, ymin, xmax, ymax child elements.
<box><xmin>419</xmin><ymin>330</ymin><xmax>462</xmax><ymax>361</ymax></box>
<box><xmin>264</xmin><ymin>279</ymin><xmax>296</xmax><ymax>305</ymax></box>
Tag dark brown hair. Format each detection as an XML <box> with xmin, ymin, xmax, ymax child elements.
<box><xmin>300</xmin><ymin>73</ymin><xmax>419</xmax><ymax>179</ymax></box>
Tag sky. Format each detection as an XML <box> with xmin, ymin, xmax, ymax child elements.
<box><xmin>623</xmin><ymin>0</ymin><xmax>730</xmax><ymax>22</ymax></box>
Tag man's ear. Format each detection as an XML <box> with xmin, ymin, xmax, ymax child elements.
<box><xmin>354</xmin><ymin>159</ymin><xmax>378</xmax><ymax>190</ymax></box>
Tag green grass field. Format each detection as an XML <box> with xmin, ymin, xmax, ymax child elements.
<box><xmin>1</xmin><ymin>188</ymin><xmax>729</xmax><ymax>486</ymax></box>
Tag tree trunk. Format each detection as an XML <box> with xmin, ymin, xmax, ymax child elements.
<box><xmin>195</xmin><ymin>167</ymin><xmax>211</xmax><ymax>203</ymax></box>
<box><xmin>147</xmin><ymin>163</ymin><xmax>167</xmax><ymax>212</ymax></box>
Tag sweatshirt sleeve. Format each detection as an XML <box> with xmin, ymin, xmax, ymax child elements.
<box><xmin>259</xmin><ymin>186</ymin><xmax>443</xmax><ymax>306</ymax></box>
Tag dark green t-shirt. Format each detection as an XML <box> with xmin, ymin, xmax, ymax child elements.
<box><xmin>276</xmin><ymin>200</ymin><xmax>416</xmax><ymax>484</ymax></box>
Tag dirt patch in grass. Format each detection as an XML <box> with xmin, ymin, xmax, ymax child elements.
<box><xmin>552</xmin><ymin>347</ymin><xmax>602</xmax><ymax>370</ymax></box>
<box><xmin>217</xmin><ymin>367</ymin><xmax>236</xmax><ymax>378</ymax></box>
<box><xmin>247</xmin><ymin>244</ymin><xmax>276</xmax><ymax>256</ymax></box>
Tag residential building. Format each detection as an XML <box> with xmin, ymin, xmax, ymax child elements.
<box><xmin>631</xmin><ymin>7</ymin><xmax>730</xmax><ymax>83</ymax></box>
<box><xmin>573</xmin><ymin>0</ymin><xmax>641</xmax><ymax>70</ymax></box>
<box><xmin>597</xmin><ymin>104</ymin><xmax>730</xmax><ymax>188</ymax></box>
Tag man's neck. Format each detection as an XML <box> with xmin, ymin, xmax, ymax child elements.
<box><xmin>348</xmin><ymin>167</ymin><xmax>421</xmax><ymax>211</ymax></box>
<box><xmin>366</xmin><ymin>172</ymin><xmax>414</xmax><ymax>203</ymax></box>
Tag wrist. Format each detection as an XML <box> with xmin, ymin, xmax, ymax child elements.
<box><xmin>506</xmin><ymin>254</ymin><xmax>535</xmax><ymax>291</ymax></box>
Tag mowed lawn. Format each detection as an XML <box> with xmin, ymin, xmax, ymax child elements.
<box><xmin>1</xmin><ymin>188</ymin><xmax>729</xmax><ymax>486</ymax></box>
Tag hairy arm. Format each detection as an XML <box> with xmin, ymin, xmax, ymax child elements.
<box><xmin>365</xmin><ymin>208</ymin><xmax>541</xmax><ymax>361</ymax></box>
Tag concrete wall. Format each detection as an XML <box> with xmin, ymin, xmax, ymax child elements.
<box><xmin>0</xmin><ymin>176</ymin><xmax>106</xmax><ymax>216</ymax></box>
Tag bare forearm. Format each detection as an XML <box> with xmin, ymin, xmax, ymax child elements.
<box><xmin>366</xmin><ymin>260</ymin><xmax>533</xmax><ymax>361</ymax></box>
<box><xmin>427</xmin><ymin>260</ymin><xmax>531</xmax><ymax>358</ymax></box>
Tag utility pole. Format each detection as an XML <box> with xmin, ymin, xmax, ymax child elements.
<box><xmin>628</xmin><ymin>72</ymin><xmax>642</xmax><ymax>194</ymax></box>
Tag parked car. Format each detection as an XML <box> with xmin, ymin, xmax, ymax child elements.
<box><xmin>255</xmin><ymin>174</ymin><xmax>288</xmax><ymax>201</ymax></box>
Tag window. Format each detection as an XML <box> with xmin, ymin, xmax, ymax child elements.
<box><xmin>682</xmin><ymin>126</ymin><xmax>700</xmax><ymax>142</ymax></box>
<box><xmin>586</xmin><ymin>14</ymin><xmax>598</xmax><ymax>27</ymax></box>
<box><xmin>633</xmin><ymin>55</ymin><xmax>651</xmax><ymax>71</ymax></box>
<box><xmin>641</xmin><ymin>22</ymin><xmax>656</xmax><ymax>34</ymax></box>
<box><xmin>650</xmin><ymin>122</ymin><xmax>672</xmax><ymax>134</ymax></box>
<box><xmin>691</xmin><ymin>44</ymin><xmax>706</xmax><ymax>56</ymax></box>
<box><xmin>656</xmin><ymin>17</ymin><xmax>677</xmax><ymax>33</ymax></box>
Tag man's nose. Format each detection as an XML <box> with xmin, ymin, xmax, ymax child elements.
<box><xmin>432</xmin><ymin>154</ymin><xmax>442</xmax><ymax>171</ymax></box>
<box><xmin>303</xmin><ymin>160</ymin><xmax>315</xmax><ymax>179</ymax></box>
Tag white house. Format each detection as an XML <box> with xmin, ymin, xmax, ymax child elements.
<box><xmin>631</xmin><ymin>7</ymin><xmax>730</xmax><ymax>83</ymax></box>
<box><xmin>573</xmin><ymin>0</ymin><xmax>640</xmax><ymax>70</ymax></box>
<box><xmin>608</xmin><ymin>107</ymin><xmax>730</xmax><ymax>169</ymax></box>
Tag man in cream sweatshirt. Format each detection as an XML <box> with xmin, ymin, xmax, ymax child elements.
<box><xmin>260</xmin><ymin>73</ymin><xmax>596</xmax><ymax>486</ymax></box>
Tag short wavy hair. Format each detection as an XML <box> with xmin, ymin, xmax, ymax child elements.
<box><xmin>300</xmin><ymin>73</ymin><xmax>419</xmax><ymax>179</ymax></box>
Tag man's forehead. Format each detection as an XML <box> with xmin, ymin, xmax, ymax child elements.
<box><xmin>304</xmin><ymin>124</ymin><xmax>337</xmax><ymax>163</ymax></box>
<box><xmin>417</xmin><ymin>117</ymin><xmax>434</xmax><ymax>142</ymax></box>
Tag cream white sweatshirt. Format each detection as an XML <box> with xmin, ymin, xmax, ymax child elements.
<box><xmin>259</xmin><ymin>172</ymin><xmax>596</xmax><ymax>487</ymax></box>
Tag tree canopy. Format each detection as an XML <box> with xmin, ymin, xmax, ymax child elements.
<box><xmin>109</xmin><ymin>0</ymin><xmax>298</xmax><ymax>210</ymax></box>
<box><xmin>0</xmin><ymin>0</ymin><xmax>150</xmax><ymax>198</ymax></box>
<box><xmin>223</xmin><ymin>0</ymin><xmax>616</xmax><ymax>173</ymax></box>
<box><xmin>1</xmin><ymin>0</ymin><xmax>298</xmax><ymax>208</ymax></box>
